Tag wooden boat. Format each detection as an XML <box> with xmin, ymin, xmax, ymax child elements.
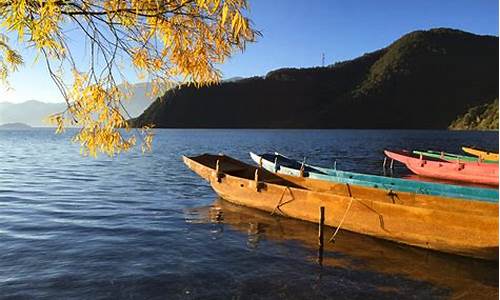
<box><xmin>463</xmin><ymin>147</ymin><xmax>499</xmax><ymax>162</ymax></box>
<box><xmin>413</xmin><ymin>150</ymin><xmax>497</xmax><ymax>164</ymax></box>
<box><xmin>250</xmin><ymin>152</ymin><xmax>499</xmax><ymax>202</ymax></box>
<box><xmin>183</xmin><ymin>153</ymin><xmax>498</xmax><ymax>260</ymax></box>
<box><xmin>385</xmin><ymin>150</ymin><xmax>499</xmax><ymax>186</ymax></box>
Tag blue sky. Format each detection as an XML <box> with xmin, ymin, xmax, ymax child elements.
<box><xmin>0</xmin><ymin>0</ymin><xmax>498</xmax><ymax>103</ymax></box>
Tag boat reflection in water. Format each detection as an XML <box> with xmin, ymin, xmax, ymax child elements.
<box><xmin>187</xmin><ymin>198</ymin><xmax>498</xmax><ymax>299</ymax></box>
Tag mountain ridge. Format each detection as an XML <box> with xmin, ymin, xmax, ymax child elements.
<box><xmin>131</xmin><ymin>28</ymin><xmax>498</xmax><ymax>130</ymax></box>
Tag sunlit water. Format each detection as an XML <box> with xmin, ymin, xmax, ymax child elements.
<box><xmin>0</xmin><ymin>128</ymin><xmax>498</xmax><ymax>299</ymax></box>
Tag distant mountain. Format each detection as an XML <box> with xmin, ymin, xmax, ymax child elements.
<box><xmin>0</xmin><ymin>122</ymin><xmax>32</xmax><ymax>129</ymax></box>
<box><xmin>117</xmin><ymin>82</ymin><xmax>162</xmax><ymax>118</ymax></box>
<box><xmin>223</xmin><ymin>77</ymin><xmax>245</xmax><ymax>82</ymax></box>
<box><xmin>0</xmin><ymin>82</ymin><xmax>157</xmax><ymax>127</ymax></box>
<box><xmin>449</xmin><ymin>98</ymin><xmax>498</xmax><ymax>130</ymax></box>
<box><xmin>131</xmin><ymin>28</ymin><xmax>499</xmax><ymax>129</ymax></box>
<box><xmin>0</xmin><ymin>100</ymin><xmax>65</xmax><ymax>127</ymax></box>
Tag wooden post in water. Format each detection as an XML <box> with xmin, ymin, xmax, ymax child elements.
<box><xmin>254</xmin><ymin>169</ymin><xmax>259</xmax><ymax>191</ymax></box>
<box><xmin>215</xmin><ymin>159</ymin><xmax>222</xmax><ymax>182</ymax></box>
<box><xmin>318</xmin><ymin>206</ymin><xmax>325</xmax><ymax>247</ymax></box>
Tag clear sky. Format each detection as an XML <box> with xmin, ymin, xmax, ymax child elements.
<box><xmin>0</xmin><ymin>0</ymin><xmax>498</xmax><ymax>103</ymax></box>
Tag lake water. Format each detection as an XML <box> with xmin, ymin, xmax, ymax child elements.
<box><xmin>0</xmin><ymin>128</ymin><xmax>498</xmax><ymax>299</ymax></box>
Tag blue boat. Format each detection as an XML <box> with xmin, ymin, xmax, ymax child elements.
<box><xmin>249</xmin><ymin>152</ymin><xmax>499</xmax><ymax>203</ymax></box>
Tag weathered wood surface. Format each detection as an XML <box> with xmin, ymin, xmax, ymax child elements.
<box><xmin>250</xmin><ymin>152</ymin><xmax>499</xmax><ymax>202</ymax></box>
<box><xmin>183</xmin><ymin>154</ymin><xmax>499</xmax><ymax>260</ymax></box>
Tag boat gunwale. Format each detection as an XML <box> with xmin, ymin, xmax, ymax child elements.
<box><xmin>462</xmin><ymin>146</ymin><xmax>499</xmax><ymax>161</ymax></box>
<box><xmin>385</xmin><ymin>150</ymin><xmax>499</xmax><ymax>186</ymax></box>
<box><xmin>183</xmin><ymin>154</ymin><xmax>499</xmax><ymax>260</ymax></box>
<box><xmin>394</xmin><ymin>150</ymin><xmax>499</xmax><ymax>169</ymax></box>
<box><xmin>413</xmin><ymin>150</ymin><xmax>498</xmax><ymax>165</ymax></box>
<box><xmin>183</xmin><ymin>154</ymin><xmax>498</xmax><ymax>213</ymax></box>
<box><xmin>251</xmin><ymin>152</ymin><xmax>499</xmax><ymax>204</ymax></box>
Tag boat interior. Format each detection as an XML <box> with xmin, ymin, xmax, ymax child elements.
<box><xmin>188</xmin><ymin>154</ymin><xmax>500</xmax><ymax>202</ymax></box>
<box><xmin>388</xmin><ymin>149</ymin><xmax>451</xmax><ymax>162</ymax></box>
<box><xmin>189</xmin><ymin>154</ymin><xmax>305</xmax><ymax>189</ymax></box>
<box><xmin>259</xmin><ymin>153</ymin><xmax>328</xmax><ymax>174</ymax></box>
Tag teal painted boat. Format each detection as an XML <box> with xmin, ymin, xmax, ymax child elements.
<box><xmin>249</xmin><ymin>152</ymin><xmax>499</xmax><ymax>203</ymax></box>
<box><xmin>413</xmin><ymin>150</ymin><xmax>498</xmax><ymax>164</ymax></box>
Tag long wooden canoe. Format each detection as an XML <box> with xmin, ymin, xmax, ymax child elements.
<box><xmin>183</xmin><ymin>154</ymin><xmax>498</xmax><ymax>260</ymax></box>
<box><xmin>250</xmin><ymin>152</ymin><xmax>499</xmax><ymax>202</ymax></box>
<box><xmin>386</xmin><ymin>150</ymin><xmax>499</xmax><ymax>186</ymax></box>
<box><xmin>413</xmin><ymin>150</ymin><xmax>498</xmax><ymax>164</ymax></box>
<box><xmin>463</xmin><ymin>147</ymin><xmax>499</xmax><ymax>162</ymax></box>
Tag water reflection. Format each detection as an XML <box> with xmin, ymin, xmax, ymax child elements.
<box><xmin>187</xmin><ymin>197</ymin><xmax>498</xmax><ymax>299</ymax></box>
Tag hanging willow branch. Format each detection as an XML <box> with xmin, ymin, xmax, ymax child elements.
<box><xmin>0</xmin><ymin>0</ymin><xmax>258</xmax><ymax>156</ymax></box>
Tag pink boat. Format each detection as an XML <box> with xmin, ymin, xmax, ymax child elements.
<box><xmin>385</xmin><ymin>150</ymin><xmax>499</xmax><ymax>186</ymax></box>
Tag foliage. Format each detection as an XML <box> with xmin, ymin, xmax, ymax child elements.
<box><xmin>355</xmin><ymin>28</ymin><xmax>481</xmax><ymax>96</ymax></box>
<box><xmin>131</xmin><ymin>28</ymin><xmax>498</xmax><ymax>130</ymax></box>
<box><xmin>449</xmin><ymin>99</ymin><xmax>499</xmax><ymax>130</ymax></box>
<box><xmin>0</xmin><ymin>0</ymin><xmax>257</xmax><ymax>156</ymax></box>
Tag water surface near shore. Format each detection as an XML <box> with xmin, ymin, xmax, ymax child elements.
<box><xmin>0</xmin><ymin>129</ymin><xmax>498</xmax><ymax>299</ymax></box>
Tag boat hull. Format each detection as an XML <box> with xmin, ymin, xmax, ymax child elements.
<box><xmin>463</xmin><ymin>147</ymin><xmax>499</xmax><ymax>161</ymax></box>
<box><xmin>413</xmin><ymin>150</ymin><xmax>498</xmax><ymax>164</ymax></box>
<box><xmin>386</xmin><ymin>150</ymin><xmax>499</xmax><ymax>186</ymax></box>
<box><xmin>250</xmin><ymin>152</ymin><xmax>499</xmax><ymax>202</ymax></box>
<box><xmin>183</xmin><ymin>154</ymin><xmax>498</xmax><ymax>260</ymax></box>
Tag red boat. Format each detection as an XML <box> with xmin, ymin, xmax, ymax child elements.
<box><xmin>385</xmin><ymin>150</ymin><xmax>499</xmax><ymax>186</ymax></box>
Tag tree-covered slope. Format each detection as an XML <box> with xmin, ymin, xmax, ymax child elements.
<box><xmin>132</xmin><ymin>28</ymin><xmax>498</xmax><ymax>129</ymax></box>
<box><xmin>449</xmin><ymin>98</ymin><xmax>499</xmax><ymax>130</ymax></box>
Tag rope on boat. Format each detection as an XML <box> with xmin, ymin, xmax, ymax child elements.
<box><xmin>272</xmin><ymin>188</ymin><xmax>287</xmax><ymax>215</ymax></box>
<box><xmin>329</xmin><ymin>184</ymin><xmax>355</xmax><ymax>243</ymax></box>
<box><xmin>328</xmin><ymin>196</ymin><xmax>354</xmax><ymax>243</ymax></box>
<box><xmin>271</xmin><ymin>186</ymin><xmax>294</xmax><ymax>216</ymax></box>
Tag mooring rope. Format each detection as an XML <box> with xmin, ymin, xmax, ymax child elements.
<box><xmin>272</xmin><ymin>186</ymin><xmax>295</xmax><ymax>216</ymax></box>
<box><xmin>329</xmin><ymin>196</ymin><xmax>354</xmax><ymax>242</ymax></box>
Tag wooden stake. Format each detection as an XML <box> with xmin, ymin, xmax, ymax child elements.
<box><xmin>317</xmin><ymin>243</ymin><xmax>324</xmax><ymax>267</ymax></box>
<box><xmin>215</xmin><ymin>159</ymin><xmax>222</xmax><ymax>183</ymax></box>
<box><xmin>318</xmin><ymin>206</ymin><xmax>325</xmax><ymax>247</ymax></box>
<box><xmin>254</xmin><ymin>169</ymin><xmax>259</xmax><ymax>191</ymax></box>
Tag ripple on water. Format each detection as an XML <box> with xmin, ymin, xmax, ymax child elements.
<box><xmin>0</xmin><ymin>129</ymin><xmax>497</xmax><ymax>299</ymax></box>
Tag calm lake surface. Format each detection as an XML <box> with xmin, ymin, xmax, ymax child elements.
<box><xmin>0</xmin><ymin>129</ymin><xmax>498</xmax><ymax>299</ymax></box>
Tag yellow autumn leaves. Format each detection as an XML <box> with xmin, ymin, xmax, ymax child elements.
<box><xmin>46</xmin><ymin>71</ymin><xmax>141</xmax><ymax>157</ymax></box>
<box><xmin>0</xmin><ymin>34</ymin><xmax>23</xmax><ymax>85</ymax></box>
<box><xmin>0</xmin><ymin>0</ymin><xmax>257</xmax><ymax>156</ymax></box>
